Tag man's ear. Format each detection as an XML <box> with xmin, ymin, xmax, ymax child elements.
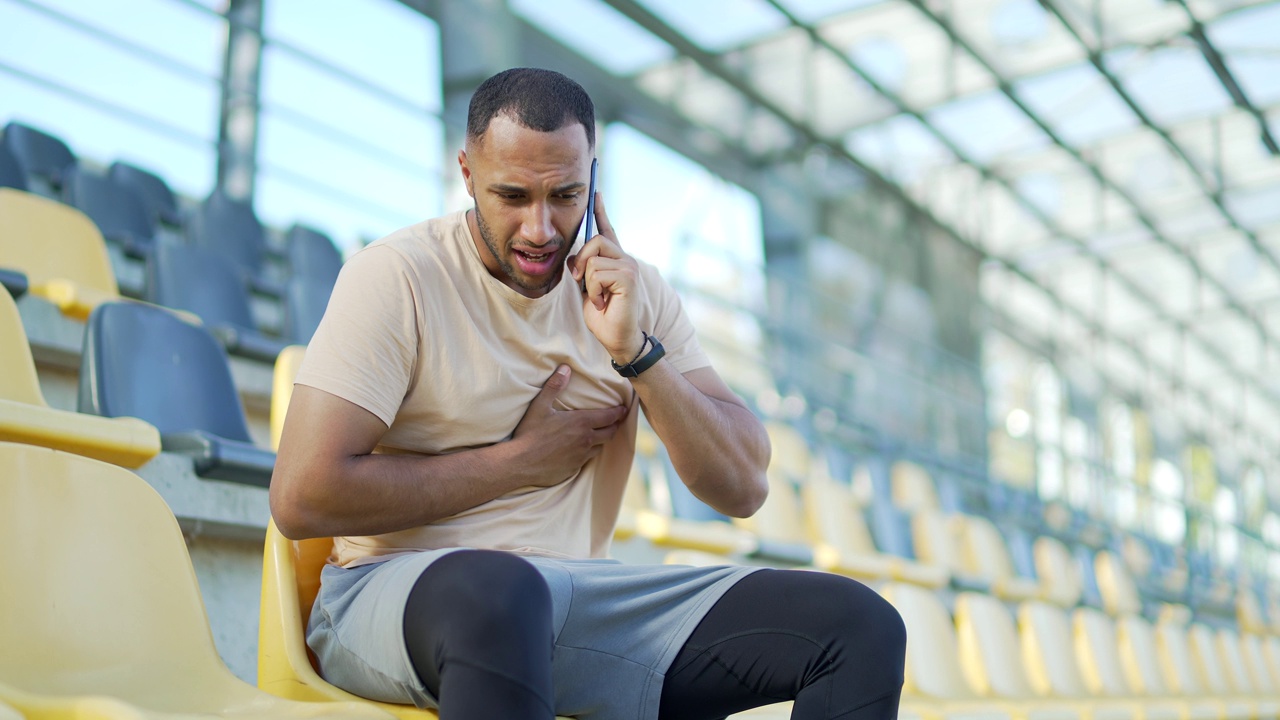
<box><xmin>458</xmin><ymin>149</ymin><xmax>475</xmax><ymax>198</ymax></box>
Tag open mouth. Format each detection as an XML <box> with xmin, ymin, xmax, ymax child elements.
<box><xmin>512</xmin><ymin>247</ymin><xmax>559</xmax><ymax>275</ymax></box>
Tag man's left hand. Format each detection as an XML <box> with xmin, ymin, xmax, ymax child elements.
<box><xmin>569</xmin><ymin>192</ymin><xmax>646</xmax><ymax>365</ymax></box>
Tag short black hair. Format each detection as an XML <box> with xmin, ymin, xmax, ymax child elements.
<box><xmin>466</xmin><ymin>67</ymin><xmax>595</xmax><ymax>148</ymax></box>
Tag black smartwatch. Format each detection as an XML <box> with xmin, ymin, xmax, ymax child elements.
<box><xmin>612</xmin><ymin>332</ymin><xmax>665</xmax><ymax>378</ymax></box>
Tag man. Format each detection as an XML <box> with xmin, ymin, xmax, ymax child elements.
<box><xmin>271</xmin><ymin>68</ymin><xmax>905</xmax><ymax>720</ymax></box>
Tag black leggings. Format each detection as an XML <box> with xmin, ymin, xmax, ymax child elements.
<box><xmin>403</xmin><ymin>551</ymin><xmax>906</xmax><ymax>720</ymax></box>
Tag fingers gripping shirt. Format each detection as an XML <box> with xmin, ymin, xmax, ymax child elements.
<box><xmin>294</xmin><ymin>211</ymin><xmax>710</xmax><ymax>566</ymax></box>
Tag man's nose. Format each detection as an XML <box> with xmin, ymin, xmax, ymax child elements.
<box><xmin>520</xmin><ymin>202</ymin><xmax>556</xmax><ymax>246</ymax></box>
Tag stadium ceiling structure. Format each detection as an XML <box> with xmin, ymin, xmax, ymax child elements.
<box><xmin>491</xmin><ymin>0</ymin><xmax>1280</xmax><ymax>468</ymax></box>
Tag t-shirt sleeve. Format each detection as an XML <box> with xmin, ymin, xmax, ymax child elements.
<box><xmin>639</xmin><ymin>260</ymin><xmax>711</xmax><ymax>375</ymax></box>
<box><xmin>294</xmin><ymin>244</ymin><xmax>420</xmax><ymax>427</ymax></box>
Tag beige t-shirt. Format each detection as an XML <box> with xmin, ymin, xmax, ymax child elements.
<box><xmin>296</xmin><ymin>210</ymin><xmax>709</xmax><ymax>567</ymax></box>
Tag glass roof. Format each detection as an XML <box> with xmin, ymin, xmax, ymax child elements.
<box><xmin>532</xmin><ymin>0</ymin><xmax>1280</xmax><ymax>461</ymax></box>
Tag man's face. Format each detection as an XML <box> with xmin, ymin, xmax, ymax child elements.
<box><xmin>460</xmin><ymin>114</ymin><xmax>592</xmax><ymax>298</ymax></box>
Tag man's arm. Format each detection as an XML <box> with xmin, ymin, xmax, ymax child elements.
<box><xmin>270</xmin><ymin>366</ymin><xmax>628</xmax><ymax>540</ymax></box>
<box><xmin>570</xmin><ymin>194</ymin><xmax>770</xmax><ymax>518</ymax></box>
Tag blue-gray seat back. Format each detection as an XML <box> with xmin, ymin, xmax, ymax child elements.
<box><xmin>63</xmin><ymin>167</ymin><xmax>154</xmax><ymax>252</ymax></box>
<box><xmin>147</xmin><ymin>241</ymin><xmax>256</xmax><ymax>330</ymax></box>
<box><xmin>190</xmin><ymin>190</ymin><xmax>266</xmax><ymax>277</ymax></box>
<box><xmin>285</xmin><ymin>275</ymin><xmax>333</xmax><ymax>344</ymax></box>
<box><xmin>108</xmin><ymin>161</ymin><xmax>181</xmax><ymax>228</ymax></box>
<box><xmin>2</xmin><ymin>122</ymin><xmax>75</xmax><ymax>192</ymax></box>
<box><xmin>0</xmin><ymin>143</ymin><xmax>25</xmax><ymax>191</ymax></box>
<box><xmin>286</xmin><ymin>224</ymin><xmax>343</xmax><ymax>286</ymax></box>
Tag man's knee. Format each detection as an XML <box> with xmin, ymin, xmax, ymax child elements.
<box><xmin>791</xmin><ymin>573</ymin><xmax>907</xmax><ymax>671</ymax></box>
<box><xmin>406</xmin><ymin>550</ymin><xmax>551</xmax><ymax>642</ymax></box>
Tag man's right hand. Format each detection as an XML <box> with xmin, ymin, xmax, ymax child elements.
<box><xmin>510</xmin><ymin>365</ymin><xmax>629</xmax><ymax>488</ymax></box>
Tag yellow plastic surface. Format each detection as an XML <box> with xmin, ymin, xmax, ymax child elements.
<box><xmin>1035</xmin><ymin>537</ymin><xmax>1083</xmax><ymax>608</ymax></box>
<box><xmin>1095</xmin><ymin>551</ymin><xmax>1142</xmax><ymax>617</ymax></box>
<box><xmin>271</xmin><ymin>344</ymin><xmax>307</xmax><ymax>451</ymax></box>
<box><xmin>0</xmin><ymin>442</ymin><xmax>389</xmax><ymax>719</ymax></box>
<box><xmin>764</xmin><ymin>421</ymin><xmax>810</xmax><ymax>481</ymax></box>
<box><xmin>636</xmin><ymin>509</ymin><xmax>757</xmax><ymax>555</ymax></box>
<box><xmin>0</xmin><ymin>188</ymin><xmax>119</xmax><ymax>319</ymax></box>
<box><xmin>912</xmin><ymin>507</ymin><xmax>967</xmax><ymax>576</ymax></box>
<box><xmin>892</xmin><ymin>461</ymin><xmax>940</xmax><ymax>511</ymax></box>
<box><xmin>1238</xmin><ymin>635</ymin><xmax>1276</xmax><ymax>695</ymax></box>
<box><xmin>0</xmin><ymin>290</ymin><xmax>160</xmax><ymax>467</ymax></box>
<box><xmin>960</xmin><ymin>517</ymin><xmax>1042</xmax><ymax>602</ymax></box>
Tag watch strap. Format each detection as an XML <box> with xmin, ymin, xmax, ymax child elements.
<box><xmin>612</xmin><ymin>333</ymin><xmax>665</xmax><ymax>378</ymax></box>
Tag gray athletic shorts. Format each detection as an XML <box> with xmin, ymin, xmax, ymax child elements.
<box><xmin>307</xmin><ymin>548</ymin><xmax>760</xmax><ymax>720</ymax></box>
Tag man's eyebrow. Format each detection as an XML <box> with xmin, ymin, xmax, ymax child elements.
<box><xmin>486</xmin><ymin>182</ymin><xmax>587</xmax><ymax>194</ymax></box>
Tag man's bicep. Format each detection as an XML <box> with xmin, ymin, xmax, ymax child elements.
<box><xmin>277</xmin><ymin>384</ymin><xmax>389</xmax><ymax>469</ymax></box>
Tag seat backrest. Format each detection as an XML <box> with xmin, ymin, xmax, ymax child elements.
<box><xmin>1095</xmin><ymin>550</ymin><xmax>1142</xmax><ymax>616</ymax></box>
<box><xmin>802</xmin><ymin>476</ymin><xmax>879</xmax><ymax>557</ymax></box>
<box><xmin>1073</xmin><ymin>607</ymin><xmax>1134</xmax><ymax>697</ymax></box>
<box><xmin>1238</xmin><ymin>588</ymin><xmax>1268</xmax><ymax>634</ymax></box>
<box><xmin>62</xmin><ymin>166</ymin><xmax>153</xmax><ymax>244</ymax></box>
<box><xmin>960</xmin><ymin>516</ymin><xmax>1021</xmax><ymax>585</ymax></box>
<box><xmin>286</xmin><ymin>224</ymin><xmax>343</xmax><ymax>286</ymax></box>
<box><xmin>1240</xmin><ymin>633</ymin><xmax>1275</xmax><ymax>694</ymax></box>
<box><xmin>868</xmin><ymin>498</ymin><xmax>917</xmax><ymax>560</ymax></box>
<box><xmin>1018</xmin><ymin>600</ymin><xmax>1091</xmax><ymax>698</ymax></box>
<box><xmin>2</xmin><ymin>122</ymin><xmax>75</xmax><ymax>188</ymax></box>
<box><xmin>1034</xmin><ymin>536</ymin><xmax>1082</xmax><ymax>607</ymax></box>
<box><xmin>190</xmin><ymin>190</ymin><xmax>265</xmax><ymax>276</ymax></box>
<box><xmin>0</xmin><ymin>188</ymin><xmax>117</xmax><ymax>295</ymax></box>
<box><xmin>764</xmin><ymin>421</ymin><xmax>809</xmax><ymax>482</ymax></box>
<box><xmin>271</xmin><ymin>345</ymin><xmax>307</xmax><ymax>451</ymax></box>
<box><xmin>109</xmin><ymin>161</ymin><xmax>180</xmax><ymax>227</ymax></box>
<box><xmin>0</xmin><ymin>143</ymin><xmax>25</xmax><ymax>191</ymax></box>
<box><xmin>891</xmin><ymin>460</ymin><xmax>938</xmax><ymax>511</ymax></box>
<box><xmin>0</xmin><ymin>442</ymin><xmax>229</xmax><ymax>694</ymax></box>
<box><xmin>954</xmin><ymin>592</ymin><xmax>1037</xmax><ymax>699</ymax></box>
<box><xmin>1265</xmin><ymin>636</ymin><xmax>1280</xmax><ymax>689</ymax></box>
<box><xmin>879</xmin><ymin>582</ymin><xmax>980</xmax><ymax>701</ymax></box>
<box><xmin>1075</xmin><ymin>545</ymin><xmax>1104</xmax><ymax>609</ymax></box>
<box><xmin>79</xmin><ymin>301</ymin><xmax>253</xmax><ymax>442</ymax></box>
<box><xmin>1154</xmin><ymin>620</ymin><xmax>1206</xmax><ymax>695</ymax></box>
<box><xmin>285</xmin><ymin>275</ymin><xmax>333</xmax><ymax>344</ymax></box>
<box><xmin>147</xmin><ymin>240</ymin><xmax>255</xmax><ymax>329</ymax></box>
<box><xmin>1212</xmin><ymin>628</ymin><xmax>1257</xmax><ymax>695</ymax></box>
<box><xmin>0</xmin><ymin>287</ymin><xmax>47</xmax><ymax>406</ymax></box>
<box><xmin>1116</xmin><ymin>614</ymin><xmax>1170</xmax><ymax>696</ymax></box>
<box><xmin>738</xmin><ymin>470</ymin><xmax>807</xmax><ymax>543</ymax></box>
<box><xmin>911</xmin><ymin>507</ymin><xmax>964</xmax><ymax>573</ymax></box>
<box><xmin>1184</xmin><ymin>624</ymin><xmax>1232</xmax><ymax>695</ymax></box>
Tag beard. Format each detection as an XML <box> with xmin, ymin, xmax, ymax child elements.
<box><xmin>474</xmin><ymin>202</ymin><xmax>566</xmax><ymax>296</ymax></box>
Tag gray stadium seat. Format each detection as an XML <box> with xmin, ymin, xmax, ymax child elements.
<box><xmin>286</xmin><ymin>223</ymin><xmax>343</xmax><ymax>287</ymax></box>
<box><xmin>78</xmin><ymin>301</ymin><xmax>275</xmax><ymax>487</ymax></box>
<box><xmin>283</xmin><ymin>274</ymin><xmax>332</xmax><ymax>344</ymax></box>
<box><xmin>188</xmin><ymin>190</ymin><xmax>281</xmax><ymax>296</ymax></box>
<box><xmin>147</xmin><ymin>241</ymin><xmax>288</xmax><ymax>363</ymax></box>
<box><xmin>108</xmin><ymin>161</ymin><xmax>183</xmax><ymax>229</ymax></box>
<box><xmin>2</xmin><ymin>122</ymin><xmax>76</xmax><ymax>197</ymax></box>
<box><xmin>0</xmin><ymin>144</ymin><xmax>24</xmax><ymax>191</ymax></box>
<box><xmin>62</xmin><ymin>166</ymin><xmax>155</xmax><ymax>259</ymax></box>
<box><xmin>0</xmin><ymin>269</ymin><xmax>26</xmax><ymax>299</ymax></box>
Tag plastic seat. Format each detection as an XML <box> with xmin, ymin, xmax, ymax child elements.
<box><xmin>1095</xmin><ymin>551</ymin><xmax>1143</xmax><ymax>617</ymax></box>
<box><xmin>79</xmin><ymin>301</ymin><xmax>276</xmax><ymax>487</ymax></box>
<box><xmin>0</xmin><ymin>267</ymin><xmax>26</xmax><ymax>298</ymax></box>
<box><xmin>0</xmin><ymin>187</ymin><xmax>120</xmax><ymax>320</ymax></box>
<box><xmin>148</xmin><ymin>241</ymin><xmax>288</xmax><ymax>362</ymax></box>
<box><xmin>1154</xmin><ymin>619</ymin><xmax>1251</xmax><ymax>720</ymax></box>
<box><xmin>287</xmin><ymin>224</ymin><xmax>343</xmax><ymax>287</ymax></box>
<box><xmin>0</xmin><ymin>288</ymin><xmax>159</xmax><ymax>467</ymax></box>
<box><xmin>259</xmin><ymin>519</ymin><xmax>575</xmax><ymax>719</ymax></box>
<box><xmin>2</xmin><ymin>121</ymin><xmax>76</xmax><ymax>196</ymax></box>
<box><xmin>109</xmin><ymin>161</ymin><xmax>183</xmax><ymax>228</ymax></box>
<box><xmin>1237</xmin><ymin>634</ymin><xmax>1277</xmax><ymax>696</ymax></box>
<box><xmin>953</xmin><ymin>593</ymin><xmax>1116</xmax><ymax>720</ymax></box>
<box><xmin>63</xmin><ymin>166</ymin><xmax>156</xmax><ymax>259</ymax></box>
<box><xmin>877</xmin><ymin>582</ymin><xmax>1023</xmax><ymax>720</ymax></box>
<box><xmin>284</xmin><ymin>274</ymin><xmax>333</xmax><ymax>344</ymax></box>
<box><xmin>958</xmin><ymin>516</ymin><xmax>1042</xmax><ymax>601</ymax></box>
<box><xmin>1211</xmin><ymin>628</ymin><xmax>1279</xmax><ymax>717</ymax></box>
<box><xmin>803</xmin><ymin>474</ymin><xmax>947</xmax><ymax>587</ymax></box>
<box><xmin>891</xmin><ymin>460</ymin><xmax>940</xmax><ymax>512</ymax></box>
<box><xmin>912</xmin><ymin>506</ymin><xmax>989</xmax><ymax>592</ymax></box>
<box><xmin>1035</xmin><ymin>536</ymin><xmax>1083</xmax><ymax>607</ymax></box>
<box><xmin>0</xmin><ymin>143</ymin><xmax>24</xmax><ymax>191</ymax></box>
<box><xmin>635</xmin><ymin>459</ymin><xmax>758</xmax><ymax>556</ymax></box>
<box><xmin>0</xmin><ymin>442</ymin><xmax>388</xmax><ymax>720</ymax></box>
<box><xmin>189</xmin><ymin>190</ymin><xmax>280</xmax><ymax>296</ymax></box>
<box><xmin>271</xmin><ymin>344</ymin><xmax>307</xmax><ymax>451</ymax></box>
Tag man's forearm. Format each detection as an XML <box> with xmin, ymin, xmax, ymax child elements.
<box><xmin>630</xmin><ymin>360</ymin><xmax>770</xmax><ymax>518</ymax></box>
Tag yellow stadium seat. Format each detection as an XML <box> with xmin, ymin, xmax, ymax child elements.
<box><xmin>764</xmin><ymin>420</ymin><xmax>810</xmax><ymax>482</ymax></box>
<box><xmin>258</xmin><ymin>520</ymin><xmax>576</xmax><ymax>719</ymax></box>
<box><xmin>911</xmin><ymin>507</ymin><xmax>972</xmax><ymax>581</ymax></box>
<box><xmin>1155</xmin><ymin>620</ymin><xmax>1251</xmax><ymax>720</ymax></box>
<box><xmin>1238</xmin><ymin>634</ymin><xmax>1277</xmax><ymax>696</ymax></box>
<box><xmin>0</xmin><ymin>442</ymin><xmax>387</xmax><ymax>719</ymax></box>
<box><xmin>0</xmin><ymin>188</ymin><xmax>119</xmax><ymax>320</ymax></box>
<box><xmin>1095</xmin><ymin>551</ymin><xmax>1143</xmax><ymax>617</ymax></box>
<box><xmin>802</xmin><ymin>475</ymin><xmax>947</xmax><ymax>587</ymax></box>
<box><xmin>1035</xmin><ymin>536</ymin><xmax>1083</xmax><ymax>607</ymax></box>
<box><xmin>891</xmin><ymin>460</ymin><xmax>940</xmax><ymax>512</ymax></box>
<box><xmin>1114</xmin><ymin>614</ymin><xmax>1219</xmax><ymax>720</ymax></box>
<box><xmin>0</xmin><ymin>287</ymin><xmax>160</xmax><ymax>467</ymax></box>
<box><xmin>1073</xmin><ymin>607</ymin><xmax>1191</xmax><ymax>720</ymax></box>
<box><xmin>958</xmin><ymin>517</ymin><xmax>1042</xmax><ymax>601</ymax></box>
<box><xmin>1020</xmin><ymin>601</ymin><xmax>1180</xmax><ymax>720</ymax></box>
<box><xmin>879</xmin><ymin>582</ymin><xmax>1033</xmax><ymax>720</ymax></box>
<box><xmin>614</xmin><ymin>462</ymin><xmax>651</xmax><ymax>541</ymax></box>
<box><xmin>1236</xmin><ymin>591</ymin><xmax>1268</xmax><ymax>636</ymax></box>
<box><xmin>271</xmin><ymin>344</ymin><xmax>307</xmax><ymax>451</ymax></box>
<box><xmin>1212</xmin><ymin>628</ymin><xmax>1279</xmax><ymax>718</ymax></box>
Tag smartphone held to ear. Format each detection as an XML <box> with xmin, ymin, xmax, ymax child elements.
<box><xmin>579</xmin><ymin>158</ymin><xmax>597</xmax><ymax>294</ymax></box>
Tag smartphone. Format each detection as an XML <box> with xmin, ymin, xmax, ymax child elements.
<box><xmin>579</xmin><ymin>157</ymin><xmax>597</xmax><ymax>293</ymax></box>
